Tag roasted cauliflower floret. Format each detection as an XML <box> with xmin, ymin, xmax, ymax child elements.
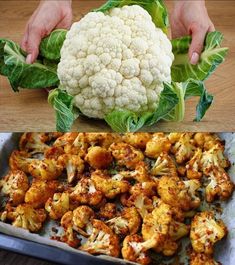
<box><xmin>142</xmin><ymin>201</ymin><xmax>172</xmax><ymax>241</ymax></box>
<box><xmin>9</xmin><ymin>150</ymin><xmax>36</xmax><ymax>173</ymax></box>
<box><xmin>201</xmin><ymin>143</ymin><xmax>230</xmax><ymax>175</ymax></box>
<box><xmin>122</xmin><ymin>133</ymin><xmax>151</xmax><ymax>150</ymax></box>
<box><xmin>61</xmin><ymin>211</ymin><xmax>81</xmax><ymax>247</ymax></box>
<box><xmin>106</xmin><ymin>207</ymin><xmax>141</xmax><ymax>236</ymax></box>
<box><xmin>122</xmin><ymin>234</ymin><xmax>158</xmax><ymax>265</ymax></box>
<box><xmin>85</xmin><ymin>146</ymin><xmax>113</xmax><ymax>169</ymax></box>
<box><xmin>91</xmin><ymin>170</ymin><xmax>130</xmax><ymax>199</ymax></box>
<box><xmin>28</xmin><ymin>159</ymin><xmax>63</xmax><ymax>180</ymax></box>
<box><xmin>186</xmin><ymin>148</ymin><xmax>203</xmax><ymax>179</ymax></box>
<box><xmin>151</xmin><ymin>152</ymin><xmax>178</xmax><ymax>178</ymax></box>
<box><xmin>44</xmin><ymin>146</ymin><xmax>64</xmax><ymax>160</ymax></box>
<box><xmin>119</xmin><ymin>161</ymin><xmax>151</xmax><ymax>183</ymax></box>
<box><xmin>0</xmin><ymin>170</ymin><xmax>29</xmax><ymax>206</ymax></box>
<box><xmin>142</xmin><ymin>200</ymin><xmax>189</xmax><ymax>256</ymax></box>
<box><xmin>190</xmin><ymin>211</ymin><xmax>227</xmax><ymax>255</ymax></box>
<box><xmin>8</xmin><ymin>204</ymin><xmax>46</xmax><ymax>232</ymax></box>
<box><xmin>25</xmin><ymin>180</ymin><xmax>58</xmax><ymax>208</ymax></box>
<box><xmin>190</xmin><ymin>251</ymin><xmax>221</xmax><ymax>265</ymax></box>
<box><xmin>79</xmin><ymin>219</ymin><xmax>120</xmax><ymax>257</ymax></box>
<box><xmin>194</xmin><ymin>133</ymin><xmax>221</xmax><ymax>150</ymax></box>
<box><xmin>171</xmin><ymin>133</ymin><xmax>195</xmax><ymax>164</ymax></box>
<box><xmin>98</xmin><ymin>203</ymin><xmax>117</xmax><ymax>220</ymax></box>
<box><xmin>205</xmin><ymin>167</ymin><xmax>234</xmax><ymax>202</ymax></box>
<box><xmin>70</xmin><ymin>177</ymin><xmax>103</xmax><ymax>206</ymax></box>
<box><xmin>61</xmin><ymin>206</ymin><xmax>95</xmax><ymax>238</ymax></box>
<box><xmin>129</xmin><ymin>181</ymin><xmax>157</xmax><ymax>197</ymax></box>
<box><xmin>58</xmin><ymin>154</ymin><xmax>84</xmax><ymax>183</ymax></box>
<box><xmin>109</xmin><ymin>142</ymin><xmax>144</xmax><ymax>169</ymax></box>
<box><xmin>64</xmin><ymin>133</ymin><xmax>88</xmax><ymax>157</ymax></box>
<box><xmin>122</xmin><ymin>194</ymin><xmax>153</xmax><ymax>219</ymax></box>
<box><xmin>19</xmin><ymin>133</ymin><xmax>50</xmax><ymax>154</ymax></box>
<box><xmin>145</xmin><ymin>133</ymin><xmax>171</xmax><ymax>158</ymax></box>
<box><xmin>45</xmin><ymin>192</ymin><xmax>70</xmax><ymax>220</ymax></box>
<box><xmin>157</xmin><ymin>176</ymin><xmax>201</xmax><ymax>211</ymax></box>
<box><xmin>85</xmin><ymin>133</ymin><xmax>121</xmax><ymax>148</ymax></box>
<box><xmin>53</xmin><ymin>133</ymin><xmax>79</xmax><ymax>148</ymax></box>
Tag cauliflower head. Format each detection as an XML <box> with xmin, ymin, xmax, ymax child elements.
<box><xmin>190</xmin><ymin>211</ymin><xmax>227</xmax><ymax>255</ymax></box>
<box><xmin>0</xmin><ymin>170</ymin><xmax>29</xmax><ymax>206</ymax></box>
<box><xmin>190</xmin><ymin>251</ymin><xmax>221</xmax><ymax>265</ymax></box>
<box><xmin>58</xmin><ymin>5</ymin><xmax>173</xmax><ymax>119</ymax></box>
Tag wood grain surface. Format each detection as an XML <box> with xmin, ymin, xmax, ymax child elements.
<box><xmin>0</xmin><ymin>1</ymin><xmax>235</xmax><ymax>131</ymax></box>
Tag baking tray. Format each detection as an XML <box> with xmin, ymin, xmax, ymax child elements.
<box><xmin>0</xmin><ymin>133</ymin><xmax>235</xmax><ymax>265</ymax></box>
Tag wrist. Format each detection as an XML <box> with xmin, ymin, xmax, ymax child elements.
<box><xmin>174</xmin><ymin>0</ymin><xmax>205</xmax><ymax>8</ymax></box>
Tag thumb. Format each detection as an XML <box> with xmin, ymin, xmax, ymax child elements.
<box><xmin>24</xmin><ymin>26</ymin><xmax>43</xmax><ymax>64</ymax></box>
<box><xmin>188</xmin><ymin>24</ymin><xmax>207</xmax><ymax>65</ymax></box>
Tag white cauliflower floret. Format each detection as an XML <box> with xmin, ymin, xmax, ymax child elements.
<box><xmin>58</xmin><ymin>5</ymin><xmax>173</xmax><ymax>119</ymax></box>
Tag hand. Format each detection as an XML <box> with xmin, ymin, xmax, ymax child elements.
<box><xmin>170</xmin><ymin>0</ymin><xmax>215</xmax><ymax>65</ymax></box>
<box><xmin>21</xmin><ymin>0</ymin><xmax>72</xmax><ymax>64</ymax></box>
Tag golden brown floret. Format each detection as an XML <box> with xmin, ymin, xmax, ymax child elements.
<box><xmin>129</xmin><ymin>181</ymin><xmax>157</xmax><ymax>197</ymax></box>
<box><xmin>60</xmin><ymin>211</ymin><xmax>81</xmax><ymax>247</ymax></box>
<box><xmin>119</xmin><ymin>161</ymin><xmax>151</xmax><ymax>183</ymax></box>
<box><xmin>151</xmin><ymin>152</ymin><xmax>178</xmax><ymax>178</ymax></box>
<box><xmin>64</xmin><ymin>133</ymin><xmax>88</xmax><ymax>157</ymax></box>
<box><xmin>145</xmin><ymin>133</ymin><xmax>171</xmax><ymax>158</ymax></box>
<box><xmin>122</xmin><ymin>133</ymin><xmax>151</xmax><ymax>149</ymax></box>
<box><xmin>70</xmin><ymin>177</ymin><xmax>103</xmax><ymax>206</ymax></box>
<box><xmin>0</xmin><ymin>170</ymin><xmax>29</xmax><ymax>206</ymax></box>
<box><xmin>45</xmin><ymin>192</ymin><xmax>70</xmax><ymax>220</ymax></box>
<box><xmin>85</xmin><ymin>133</ymin><xmax>121</xmax><ymax>148</ymax></box>
<box><xmin>99</xmin><ymin>203</ymin><xmax>117</xmax><ymax>220</ymax></box>
<box><xmin>85</xmin><ymin>146</ymin><xmax>113</xmax><ymax>169</ymax></box>
<box><xmin>106</xmin><ymin>207</ymin><xmax>141</xmax><ymax>236</ymax></box>
<box><xmin>190</xmin><ymin>211</ymin><xmax>227</xmax><ymax>255</ymax></box>
<box><xmin>190</xmin><ymin>251</ymin><xmax>221</xmax><ymax>265</ymax></box>
<box><xmin>157</xmin><ymin>176</ymin><xmax>201</xmax><ymax>211</ymax></box>
<box><xmin>205</xmin><ymin>167</ymin><xmax>234</xmax><ymax>202</ymax></box>
<box><xmin>109</xmin><ymin>142</ymin><xmax>144</xmax><ymax>169</ymax></box>
<box><xmin>19</xmin><ymin>133</ymin><xmax>50</xmax><ymax>154</ymax></box>
<box><xmin>25</xmin><ymin>180</ymin><xmax>58</xmax><ymax>208</ymax></box>
<box><xmin>44</xmin><ymin>146</ymin><xmax>64</xmax><ymax>160</ymax></box>
<box><xmin>61</xmin><ymin>206</ymin><xmax>95</xmax><ymax>238</ymax></box>
<box><xmin>122</xmin><ymin>234</ymin><xmax>158</xmax><ymax>265</ymax></box>
<box><xmin>9</xmin><ymin>150</ymin><xmax>36</xmax><ymax>173</ymax></box>
<box><xmin>57</xmin><ymin>154</ymin><xmax>84</xmax><ymax>183</ymax></box>
<box><xmin>53</xmin><ymin>133</ymin><xmax>79</xmax><ymax>148</ymax></box>
<box><xmin>91</xmin><ymin>170</ymin><xmax>130</xmax><ymax>199</ymax></box>
<box><xmin>186</xmin><ymin>148</ymin><xmax>203</xmax><ymax>179</ymax></box>
<box><xmin>201</xmin><ymin>143</ymin><xmax>230</xmax><ymax>175</ymax></box>
<box><xmin>194</xmin><ymin>133</ymin><xmax>222</xmax><ymax>150</ymax></box>
<box><xmin>7</xmin><ymin>204</ymin><xmax>46</xmax><ymax>232</ymax></box>
<box><xmin>79</xmin><ymin>219</ymin><xmax>120</xmax><ymax>257</ymax></box>
<box><xmin>171</xmin><ymin>133</ymin><xmax>195</xmax><ymax>164</ymax></box>
<box><xmin>122</xmin><ymin>194</ymin><xmax>153</xmax><ymax>219</ymax></box>
<box><xmin>28</xmin><ymin>159</ymin><xmax>63</xmax><ymax>180</ymax></box>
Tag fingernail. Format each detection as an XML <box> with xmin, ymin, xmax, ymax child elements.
<box><xmin>26</xmin><ymin>54</ymin><xmax>32</xmax><ymax>64</ymax></box>
<box><xmin>190</xmin><ymin>52</ymin><xmax>199</xmax><ymax>65</ymax></box>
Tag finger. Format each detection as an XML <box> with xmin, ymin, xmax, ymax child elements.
<box><xmin>209</xmin><ymin>23</ymin><xmax>215</xmax><ymax>32</ymax></box>
<box><xmin>24</xmin><ymin>25</ymin><xmax>43</xmax><ymax>64</ymax></box>
<box><xmin>188</xmin><ymin>23</ymin><xmax>208</xmax><ymax>65</ymax></box>
<box><xmin>21</xmin><ymin>31</ymin><xmax>28</xmax><ymax>51</ymax></box>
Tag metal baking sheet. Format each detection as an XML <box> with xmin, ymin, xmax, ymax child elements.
<box><xmin>0</xmin><ymin>133</ymin><xmax>235</xmax><ymax>265</ymax></box>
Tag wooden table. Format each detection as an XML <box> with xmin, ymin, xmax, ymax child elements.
<box><xmin>0</xmin><ymin>1</ymin><xmax>235</xmax><ymax>132</ymax></box>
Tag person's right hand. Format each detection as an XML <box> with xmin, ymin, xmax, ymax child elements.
<box><xmin>21</xmin><ymin>0</ymin><xmax>72</xmax><ymax>64</ymax></box>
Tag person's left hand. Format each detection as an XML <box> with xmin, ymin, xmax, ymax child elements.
<box><xmin>170</xmin><ymin>0</ymin><xmax>215</xmax><ymax>65</ymax></box>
